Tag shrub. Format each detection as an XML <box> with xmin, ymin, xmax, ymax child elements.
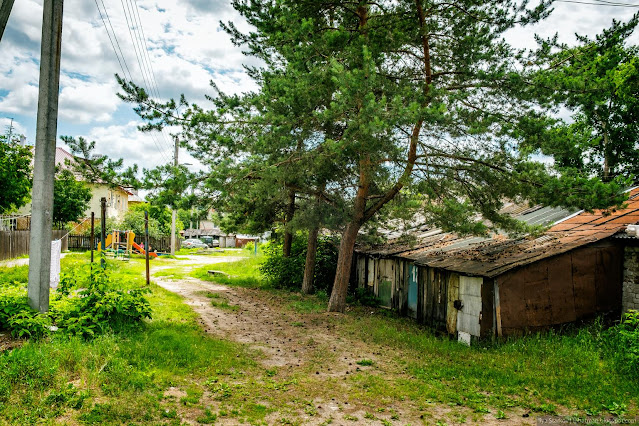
<box><xmin>0</xmin><ymin>287</ymin><xmax>30</xmax><ymax>330</ymax></box>
<box><xmin>347</xmin><ymin>287</ymin><xmax>381</xmax><ymax>307</ymax></box>
<box><xmin>0</xmin><ymin>262</ymin><xmax>151</xmax><ymax>340</ymax></box>
<box><xmin>260</xmin><ymin>236</ymin><xmax>339</xmax><ymax>293</ymax></box>
<box><xmin>51</xmin><ymin>265</ymin><xmax>152</xmax><ymax>337</ymax></box>
<box><xmin>602</xmin><ymin>310</ymin><xmax>639</xmax><ymax>380</ymax></box>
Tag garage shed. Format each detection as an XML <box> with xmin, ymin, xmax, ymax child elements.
<box><xmin>355</xmin><ymin>191</ymin><xmax>639</xmax><ymax>342</ymax></box>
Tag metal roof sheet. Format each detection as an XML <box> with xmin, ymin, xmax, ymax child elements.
<box><xmin>358</xmin><ymin>191</ymin><xmax>639</xmax><ymax>278</ymax></box>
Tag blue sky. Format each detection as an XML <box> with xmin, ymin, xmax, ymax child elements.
<box><xmin>0</xmin><ymin>0</ymin><xmax>637</xmax><ymax>174</ymax></box>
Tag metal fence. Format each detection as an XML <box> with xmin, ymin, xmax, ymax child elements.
<box><xmin>0</xmin><ymin>230</ymin><xmax>68</xmax><ymax>262</ymax></box>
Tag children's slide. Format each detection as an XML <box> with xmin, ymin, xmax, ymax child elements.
<box><xmin>97</xmin><ymin>234</ymin><xmax>113</xmax><ymax>251</ymax></box>
<box><xmin>132</xmin><ymin>242</ymin><xmax>158</xmax><ymax>258</ymax></box>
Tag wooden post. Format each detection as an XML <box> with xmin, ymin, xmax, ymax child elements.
<box><xmin>145</xmin><ymin>210</ymin><xmax>150</xmax><ymax>286</ymax></box>
<box><xmin>100</xmin><ymin>197</ymin><xmax>106</xmax><ymax>269</ymax></box>
<box><xmin>90</xmin><ymin>212</ymin><xmax>94</xmax><ymax>263</ymax></box>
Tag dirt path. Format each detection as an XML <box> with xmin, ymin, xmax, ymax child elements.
<box><xmin>151</xmin><ymin>256</ymin><xmax>530</xmax><ymax>425</ymax></box>
<box><xmin>0</xmin><ymin>253</ymin><xmax>68</xmax><ymax>268</ymax></box>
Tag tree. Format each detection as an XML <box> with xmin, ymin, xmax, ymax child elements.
<box><xmin>120</xmin><ymin>0</ymin><xmax>629</xmax><ymax>312</ymax></box>
<box><xmin>0</xmin><ymin>138</ymin><xmax>32</xmax><ymax>214</ymax></box>
<box><xmin>61</xmin><ymin>136</ymin><xmax>140</xmax><ymax>188</ymax></box>
<box><xmin>530</xmin><ymin>15</ymin><xmax>639</xmax><ymax>181</ymax></box>
<box><xmin>52</xmin><ymin>169</ymin><xmax>92</xmax><ymax>228</ymax></box>
<box><xmin>122</xmin><ymin>203</ymin><xmax>163</xmax><ymax>238</ymax></box>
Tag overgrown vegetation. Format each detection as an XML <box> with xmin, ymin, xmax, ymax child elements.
<box><xmin>2</xmin><ymin>254</ymin><xmax>638</xmax><ymax>423</ymax></box>
<box><xmin>260</xmin><ymin>236</ymin><xmax>338</xmax><ymax>293</ymax></box>
<box><xmin>0</xmin><ymin>257</ymin><xmax>151</xmax><ymax>339</ymax></box>
<box><xmin>602</xmin><ymin>310</ymin><xmax>639</xmax><ymax>380</ymax></box>
<box><xmin>0</xmin><ymin>254</ymin><xmax>265</xmax><ymax>424</ymax></box>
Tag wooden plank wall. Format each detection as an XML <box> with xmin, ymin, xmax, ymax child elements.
<box><xmin>0</xmin><ymin>230</ymin><xmax>68</xmax><ymax>261</ymax></box>
<box><xmin>496</xmin><ymin>241</ymin><xmax>623</xmax><ymax>336</ymax></box>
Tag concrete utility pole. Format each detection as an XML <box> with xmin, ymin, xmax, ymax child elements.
<box><xmin>0</xmin><ymin>0</ymin><xmax>15</xmax><ymax>42</ymax></box>
<box><xmin>170</xmin><ymin>137</ymin><xmax>178</xmax><ymax>256</ymax></box>
<box><xmin>27</xmin><ymin>0</ymin><xmax>64</xmax><ymax>313</ymax></box>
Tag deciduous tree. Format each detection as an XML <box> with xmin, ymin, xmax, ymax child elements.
<box><xmin>0</xmin><ymin>138</ymin><xmax>32</xmax><ymax>214</ymax></box>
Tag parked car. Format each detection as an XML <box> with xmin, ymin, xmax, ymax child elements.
<box><xmin>199</xmin><ymin>236</ymin><xmax>220</xmax><ymax>248</ymax></box>
<box><xmin>182</xmin><ymin>238</ymin><xmax>208</xmax><ymax>249</ymax></box>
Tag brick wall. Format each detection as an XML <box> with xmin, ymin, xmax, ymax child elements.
<box><xmin>623</xmin><ymin>246</ymin><xmax>639</xmax><ymax>313</ymax></box>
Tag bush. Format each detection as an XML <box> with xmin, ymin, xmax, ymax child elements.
<box><xmin>0</xmin><ymin>287</ymin><xmax>30</xmax><ymax>330</ymax></box>
<box><xmin>260</xmin><ymin>235</ymin><xmax>339</xmax><ymax>293</ymax></box>
<box><xmin>51</xmin><ymin>265</ymin><xmax>152</xmax><ymax>337</ymax></box>
<box><xmin>347</xmin><ymin>287</ymin><xmax>382</xmax><ymax>307</ymax></box>
<box><xmin>603</xmin><ymin>310</ymin><xmax>639</xmax><ymax>380</ymax></box>
<box><xmin>0</xmin><ymin>262</ymin><xmax>151</xmax><ymax>340</ymax></box>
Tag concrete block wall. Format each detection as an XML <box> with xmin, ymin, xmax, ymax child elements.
<box><xmin>623</xmin><ymin>246</ymin><xmax>639</xmax><ymax>313</ymax></box>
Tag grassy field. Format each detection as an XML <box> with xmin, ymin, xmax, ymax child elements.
<box><xmin>0</xmin><ymin>254</ymin><xmax>266</xmax><ymax>424</ymax></box>
<box><xmin>0</xmin><ymin>252</ymin><xmax>637</xmax><ymax>424</ymax></box>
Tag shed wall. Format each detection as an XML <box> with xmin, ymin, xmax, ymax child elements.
<box><xmin>496</xmin><ymin>242</ymin><xmax>623</xmax><ymax>336</ymax></box>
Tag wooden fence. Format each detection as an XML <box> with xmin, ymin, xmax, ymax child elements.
<box><xmin>66</xmin><ymin>234</ymin><xmax>178</xmax><ymax>253</ymax></box>
<box><xmin>0</xmin><ymin>230</ymin><xmax>69</xmax><ymax>262</ymax></box>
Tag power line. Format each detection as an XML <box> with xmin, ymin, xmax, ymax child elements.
<box><xmin>93</xmin><ymin>0</ymin><xmax>171</xmax><ymax>164</ymax></box>
<box><xmin>94</xmin><ymin>0</ymin><xmax>172</xmax><ymax>164</ymax></box>
<box><xmin>120</xmin><ymin>0</ymin><xmax>178</xmax><ymax>160</ymax></box>
<box><xmin>555</xmin><ymin>0</ymin><xmax>639</xmax><ymax>7</ymax></box>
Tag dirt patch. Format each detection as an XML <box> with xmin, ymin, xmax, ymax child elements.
<box><xmin>0</xmin><ymin>332</ymin><xmax>23</xmax><ymax>352</ymax></box>
<box><xmin>151</xmin><ymin>256</ymin><xmax>535</xmax><ymax>425</ymax></box>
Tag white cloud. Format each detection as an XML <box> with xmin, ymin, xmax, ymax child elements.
<box><xmin>0</xmin><ymin>85</ymin><xmax>39</xmax><ymax>115</ymax></box>
<box><xmin>0</xmin><ymin>117</ymin><xmax>27</xmax><ymax>138</ymax></box>
<box><xmin>1</xmin><ymin>0</ymin><xmax>637</xmax><ymax>175</ymax></box>
<box><xmin>58</xmin><ymin>80</ymin><xmax>121</xmax><ymax>123</ymax></box>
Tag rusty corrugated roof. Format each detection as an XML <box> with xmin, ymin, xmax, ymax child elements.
<box><xmin>360</xmin><ymin>190</ymin><xmax>639</xmax><ymax>278</ymax></box>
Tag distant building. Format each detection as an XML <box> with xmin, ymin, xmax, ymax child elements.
<box><xmin>18</xmin><ymin>147</ymin><xmax>134</xmax><ymax>222</ymax></box>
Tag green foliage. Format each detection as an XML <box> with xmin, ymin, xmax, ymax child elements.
<box><xmin>0</xmin><ymin>139</ymin><xmax>32</xmax><ymax>213</ymax></box>
<box><xmin>61</xmin><ymin>135</ymin><xmax>140</xmax><ymax>189</ymax></box>
<box><xmin>51</xmin><ymin>264</ymin><xmax>152</xmax><ymax>337</ymax></box>
<box><xmin>347</xmin><ymin>288</ymin><xmax>381</xmax><ymax>308</ymax></box>
<box><xmin>121</xmin><ymin>203</ymin><xmax>163</xmax><ymax>238</ymax></box>
<box><xmin>530</xmin><ymin>17</ymin><xmax>639</xmax><ymax>180</ymax></box>
<box><xmin>260</xmin><ymin>236</ymin><xmax>338</xmax><ymax>293</ymax></box>
<box><xmin>0</xmin><ymin>286</ymin><xmax>29</xmax><ymax>330</ymax></box>
<box><xmin>53</xmin><ymin>168</ymin><xmax>92</xmax><ymax>228</ymax></box>
<box><xmin>0</xmin><ymin>260</ymin><xmax>150</xmax><ymax>339</ymax></box>
<box><xmin>602</xmin><ymin>310</ymin><xmax>639</xmax><ymax>380</ymax></box>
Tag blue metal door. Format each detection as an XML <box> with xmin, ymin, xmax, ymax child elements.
<box><xmin>408</xmin><ymin>264</ymin><xmax>418</xmax><ymax>318</ymax></box>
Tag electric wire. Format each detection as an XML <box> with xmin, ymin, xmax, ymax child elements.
<box><xmin>116</xmin><ymin>0</ymin><xmax>174</xmax><ymax>160</ymax></box>
<box><xmin>93</xmin><ymin>0</ymin><xmax>172</xmax><ymax>164</ymax></box>
<box><xmin>122</xmin><ymin>0</ymin><xmax>180</xmax><ymax>161</ymax></box>
<box><xmin>555</xmin><ymin>0</ymin><xmax>639</xmax><ymax>7</ymax></box>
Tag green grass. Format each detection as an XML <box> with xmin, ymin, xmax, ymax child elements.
<box><xmin>176</xmin><ymin>247</ymin><xmax>249</xmax><ymax>257</ymax></box>
<box><xmin>0</xmin><ymin>253</ymin><xmax>273</xmax><ymax>424</ymax></box>
<box><xmin>198</xmin><ymin>291</ymin><xmax>241</xmax><ymax>311</ymax></box>
<box><xmin>337</xmin><ymin>311</ymin><xmax>639</xmax><ymax>417</ymax></box>
<box><xmin>191</xmin><ymin>255</ymin><xmax>267</xmax><ymax>288</ymax></box>
<box><xmin>3</xmin><ymin>252</ymin><xmax>638</xmax><ymax>423</ymax></box>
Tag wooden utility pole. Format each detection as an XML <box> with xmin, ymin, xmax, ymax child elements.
<box><xmin>0</xmin><ymin>0</ymin><xmax>15</xmax><ymax>42</ymax></box>
<box><xmin>170</xmin><ymin>137</ymin><xmax>178</xmax><ymax>256</ymax></box>
<box><xmin>27</xmin><ymin>0</ymin><xmax>64</xmax><ymax>313</ymax></box>
<box><xmin>90</xmin><ymin>212</ymin><xmax>95</xmax><ymax>263</ymax></box>
<box><xmin>100</xmin><ymin>197</ymin><xmax>106</xmax><ymax>268</ymax></box>
<box><xmin>144</xmin><ymin>210</ymin><xmax>150</xmax><ymax>285</ymax></box>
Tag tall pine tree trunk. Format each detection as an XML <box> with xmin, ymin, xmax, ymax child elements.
<box><xmin>301</xmin><ymin>225</ymin><xmax>319</xmax><ymax>294</ymax></box>
<box><xmin>327</xmin><ymin>162</ymin><xmax>370</xmax><ymax>312</ymax></box>
<box><xmin>327</xmin><ymin>221</ymin><xmax>361</xmax><ymax>311</ymax></box>
<box><xmin>282</xmin><ymin>189</ymin><xmax>296</xmax><ymax>257</ymax></box>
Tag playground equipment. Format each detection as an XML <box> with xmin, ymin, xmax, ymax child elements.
<box><xmin>97</xmin><ymin>230</ymin><xmax>158</xmax><ymax>258</ymax></box>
